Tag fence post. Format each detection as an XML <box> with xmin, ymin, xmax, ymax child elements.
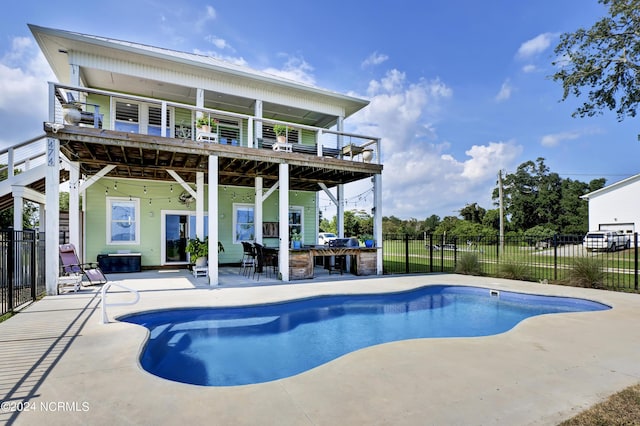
<box><xmin>404</xmin><ymin>233</ymin><xmax>409</xmax><ymax>274</ymax></box>
<box><xmin>553</xmin><ymin>234</ymin><xmax>558</xmax><ymax>281</ymax></box>
<box><xmin>7</xmin><ymin>230</ymin><xmax>14</xmax><ymax>312</ymax></box>
<box><xmin>440</xmin><ymin>234</ymin><xmax>445</xmax><ymax>272</ymax></box>
<box><xmin>30</xmin><ymin>230</ymin><xmax>37</xmax><ymax>300</ymax></box>
<box><xmin>453</xmin><ymin>237</ymin><xmax>458</xmax><ymax>268</ymax></box>
<box><xmin>635</xmin><ymin>232</ymin><xmax>638</xmax><ymax>291</ymax></box>
<box><xmin>429</xmin><ymin>234</ymin><xmax>433</xmax><ymax>273</ymax></box>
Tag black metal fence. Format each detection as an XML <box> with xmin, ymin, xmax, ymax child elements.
<box><xmin>382</xmin><ymin>233</ymin><xmax>640</xmax><ymax>292</ymax></box>
<box><xmin>0</xmin><ymin>229</ymin><xmax>46</xmax><ymax>316</ymax></box>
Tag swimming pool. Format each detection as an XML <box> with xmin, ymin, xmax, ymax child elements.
<box><xmin>121</xmin><ymin>285</ymin><xmax>610</xmax><ymax>387</ymax></box>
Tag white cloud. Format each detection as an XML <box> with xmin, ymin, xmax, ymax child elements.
<box><xmin>262</xmin><ymin>55</ymin><xmax>316</xmax><ymax>86</ymax></box>
<box><xmin>347</xmin><ymin>70</ymin><xmax>452</xmax><ymax>155</ymax></box>
<box><xmin>361</xmin><ymin>51</ymin><xmax>389</xmax><ymax>68</ymax></box>
<box><xmin>517</xmin><ymin>32</ymin><xmax>555</xmax><ymax>59</ymax></box>
<box><xmin>522</xmin><ymin>64</ymin><xmax>537</xmax><ymax>73</ymax></box>
<box><xmin>339</xmin><ymin>69</ymin><xmax>522</xmax><ymax>218</ymax></box>
<box><xmin>540</xmin><ymin>131</ymin><xmax>581</xmax><ymax>147</ymax></box>
<box><xmin>495</xmin><ymin>79</ymin><xmax>513</xmax><ymax>102</ymax></box>
<box><xmin>195</xmin><ymin>5</ymin><xmax>217</xmax><ymax>31</ymax></box>
<box><xmin>460</xmin><ymin>142</ymin><xmax>522</xmax><ymax>179</ymax></box>
<box><xmin>0</xmin><ymin>37</ymin><xmax>55</xmax><ymax>150</ymax></box>
<box><xmin>205</xmin><ymin>35</ymin><xmax>233</xmax><ymax>51</ymax></box>
<box><xmin>369</xmin><ymin>140</ymin><xmax>521</xmax><ymax>218</ymax></box>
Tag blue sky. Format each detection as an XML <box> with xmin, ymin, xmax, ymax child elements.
<box><xmin>2</xmin><ymin>0</ymin><xmax>639</xmax><ymax>220</ymax></box>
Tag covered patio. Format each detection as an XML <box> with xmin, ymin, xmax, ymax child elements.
<box><xmin>41</xmin><ymin>82</ymin><xmax>383</xmax><ymax>294</ymax></box>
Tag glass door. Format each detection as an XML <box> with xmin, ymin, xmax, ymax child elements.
<box><xmin>165</xmin><ymin>214</ymin><xmax>188</xmax><ymax>262</ymax></box>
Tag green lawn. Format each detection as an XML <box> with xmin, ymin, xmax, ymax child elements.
<box><xmin>382</xmin><ymin>239</ymin><xmax>639</xmax><ymax>292</ymax></box>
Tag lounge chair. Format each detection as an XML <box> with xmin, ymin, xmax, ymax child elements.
<box><xmin>59</xmin><ymin>243</ymin><xmax>108</xmax><ymax>286</ymax></box>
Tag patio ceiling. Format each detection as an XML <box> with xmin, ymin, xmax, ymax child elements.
<box><xmin>47</xmin><ymin>125</ymin><xmax>381</xmax><ymax>192</ymax></box>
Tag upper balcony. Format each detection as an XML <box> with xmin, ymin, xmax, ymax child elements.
<box><xmin>46</xmin><ymin>83</ymin><xmax>382</xmax><ymax>191</ymax></box>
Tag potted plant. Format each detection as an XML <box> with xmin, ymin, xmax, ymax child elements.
<box><xmin>196</xmin><ymin>116</ymin><xmax>218</xmax><ymax>133</ymax></box>
<box><xmin>273</xmin><ymin>124</ymin><xmax>288</xmax><ymax>143</ymax></box>
<box><xmin>290</xmin><ymin>229</ymin><xmax>302</xmax><ymax>249</ymax></box>
<box><xmin>359</xmin><ymin>234</ymin><xmax>375</xmax><ymax>248</ymax></box>
<box><xmin>186</xmin><ymin>236</ymin><xmax>208</xmax><ymax>267</ymax></box>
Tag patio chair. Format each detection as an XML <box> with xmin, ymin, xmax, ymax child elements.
<box><xmin>240</xmin><ymin>241</ymin><xmax>256</xmax><ymax>276</ymax></box>
<box><xmin>59</xmin><ymin>243</ymin><xmax>108</xmax><ymax>286</ymax></box>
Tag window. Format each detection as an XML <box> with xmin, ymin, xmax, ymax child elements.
<box><xmin>233</xmin><ymin>204</ymin><xmax>254</xmax><ymax>243</ymax></box>
<box><xmin>289</xmin><ymin>206</ymin><xmax>303</xmax><ymax>239</ymax></box>
<box><xmin>148</xmin><ymin>106</ymin><xmax>171</xmax><ymax>136</ymax></box>
<box><xmin>114</xmin><ymin>100</ymin><xmax>173</xmax><ymax>136</ymax></box>
<box><xmin>114</xmin><ymin>101</ymin><xmax>139</xmax><ymax>133</ymax></box>
<box><xmin>107</xmin><ymin>198</ymin><xmax>140</xmax><ymax>244</ymax></box>
<box><xmin>216</xmin><ymin>117</ymin><xmax>241</xmax><ymax>145</ymax></box>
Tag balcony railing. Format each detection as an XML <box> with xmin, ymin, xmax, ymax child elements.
<box><xmin>49</xmin><ymin>83</ymin><xmax>381</xmax><ymax>164</ymax></box>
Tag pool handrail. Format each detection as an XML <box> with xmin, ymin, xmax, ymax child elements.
<box><xmin>100</xmin><ymin>282</ymin><xmax>140</xmax><ymax>324</ymax></box>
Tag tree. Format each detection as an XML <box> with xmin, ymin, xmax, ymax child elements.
<box><xmin>423</xmin><ymin>214</ymin><xmax>441</xmax><ymax>233</ymax></box>
<box><xmin>482</xmin><ymin>209</ymin><xmax>502</xmax><ymax>231</ymax></box>
<box><xmin>493</xmin><ymin>158</ymin><xmax>595</xmax><ymax>234</ymax></box>
<box><xmin>382</xmin><ymin>215</ymin><xmax>403</xmax><ymax>234</ymax></box>
<box><xmin>459</xmin><ymin>203</ymin><xmax>486</xmax><ymax>223</ymax></box>
<box><xmin>494</xmin><ymin>158</ymin><xmax>549</xmax><ymax>231</ymax></box>
<box><xmin>552</xmin><ymin>0</ymin><xmax>640</xmax><ymax>120</ymax></box>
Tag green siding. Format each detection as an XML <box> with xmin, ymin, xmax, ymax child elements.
<box><xmin>84</xmin><ymin>178</ymin><xmax>317</xmax><ymax>267</ymax></box>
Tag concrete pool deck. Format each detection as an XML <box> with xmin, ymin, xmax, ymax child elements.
<box><xmin>1</xmin><ymin>271</ymin><xmax>639</xmax><ymax>425</ymax></box>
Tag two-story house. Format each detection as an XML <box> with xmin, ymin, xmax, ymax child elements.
<box><xmin>23</xmin><ymin>24</ymin><xmax>382</xmax><ymax>293</ymax></box>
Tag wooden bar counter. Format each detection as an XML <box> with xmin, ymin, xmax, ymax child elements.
<box><xmin>289</xmin><ymin>246</ymin><xmax>378</xmax><ymax>280</ymax></box>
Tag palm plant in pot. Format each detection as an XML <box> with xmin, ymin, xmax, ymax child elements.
<box><xmin>273</xmin><ymin>124</ymin><xmax>288</xmax><ymax>143</ymax></box>
<box><xmin>186</xmin><ymin>236</ymin><xmax>208</xmax><ymax>267</ymax></box>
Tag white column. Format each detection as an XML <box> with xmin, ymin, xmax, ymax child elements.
<box><xmin>336</xmin><ymin>116</ymin><xmax>345</xmax><ymax>237</ymax></box>
<box><xmin>45</xmin><ymin>138</ymin><xmax>60</xmax><ymax>295</ymax></box>
<box><xmin>161</xmin><ymin>101</ymin><xmax>167</xmax><ymax>137</ymax></box>
<box><xmin>196</xmin><ymin>88</ymin><xmax>204</xmax><ymax>110</ymax></box>
<box><xmin>196</xmin><ymin>171</ymin><xmax>204</xmax><ymax>239</ymax></box>
<box><xmin>255</xmin><ymin>177</ymin><xmax>263</xmax><ymax>244</ymax></box>
<box><xmin>195</xmin><ymin>88</ymin><xmax>205</xmax><ymax>134</ymax></box>
<box><xmin>254</xmin><ymin>100</ymin><xmax>263</xmax><ymax>147</ymax></box>
<box><xmin>208</xmin><ymin>156</ymin><xmax>219</xmax><ymax>285</ymax></box>
<box><xmin>13</xmin><ymin>196</ymin><xmax>23</xmax><ymax>231</ymax></box>
<box><xmin>69</xmin><ymin>161</ymin><xmax>80</xmax><ymax>254</ymax></box>
<box><xmin>373</xmin><ymin>174</ymin><xmax>383</xmax><ymax>275</ymax></box>
<box><xmin>279</xmin><ymin>163</ymin><xmax>290</xmax><ymax>281</ymax></box>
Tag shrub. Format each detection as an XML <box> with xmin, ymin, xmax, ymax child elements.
<box><xmin>497</xmin><ymin>258</ymin><xmax>530</xmax><ymax>281</ymax></box>
<box><xmin>456</xmin><ymin>252</ymin><xmax>482</xmax><ymax>275</ymax></box>
<box><xmin>569</xmin><ymin>257</ymin><xmax>604</xmax><ymax>288</ymax></box>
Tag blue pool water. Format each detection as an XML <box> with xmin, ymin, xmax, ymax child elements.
<box><xmin>121</xmin><ymin>285</ymin><xmax>610</xmax><ymax>387</ymax></box>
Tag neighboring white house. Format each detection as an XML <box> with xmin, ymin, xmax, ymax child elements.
<box><xmin>580</xmin><ymin>173</ymin><xmax>640</xmax><ymax>234</ymax></box>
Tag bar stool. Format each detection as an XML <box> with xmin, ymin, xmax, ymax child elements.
<box><xmin>240</xmin><ymin>241</ymin><xmax>256</xmax><ymax>276</ymax></box>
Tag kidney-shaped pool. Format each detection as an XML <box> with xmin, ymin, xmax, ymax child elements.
<box><xmin>120</xmin><ymin>285</ymin><xmax>610</xmax><ymax>386</ymax></box>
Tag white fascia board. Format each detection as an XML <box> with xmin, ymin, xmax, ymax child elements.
<box><xmin>581</xmin><ymin>173</ymin><xmax>640</xmax><ymax>200</ymax></box>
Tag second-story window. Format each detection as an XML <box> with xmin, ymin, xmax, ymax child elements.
<box><xmin>217</xmin><ymin>117</ymin><xmax>241</xmax><ymax>145</ymax></box>
<box><xmin>114</xmin><ymin>100</ymin><xmax>173</xmax><ymax>136</ymax></box>
<box><xmin>115</xmin><ymin>101</ymin><xmax>139</xmax><ymax>133</ymax></box>
<box><xmin>148</xmin><ymin>106</ymin><xmax>171</xmax><ymax>136</ymax></box>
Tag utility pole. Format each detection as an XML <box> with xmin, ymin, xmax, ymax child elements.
<box><xmin>498</xmin><ymin>170</ymin><xmax>505</xmax><ymax>255</ymax></box>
